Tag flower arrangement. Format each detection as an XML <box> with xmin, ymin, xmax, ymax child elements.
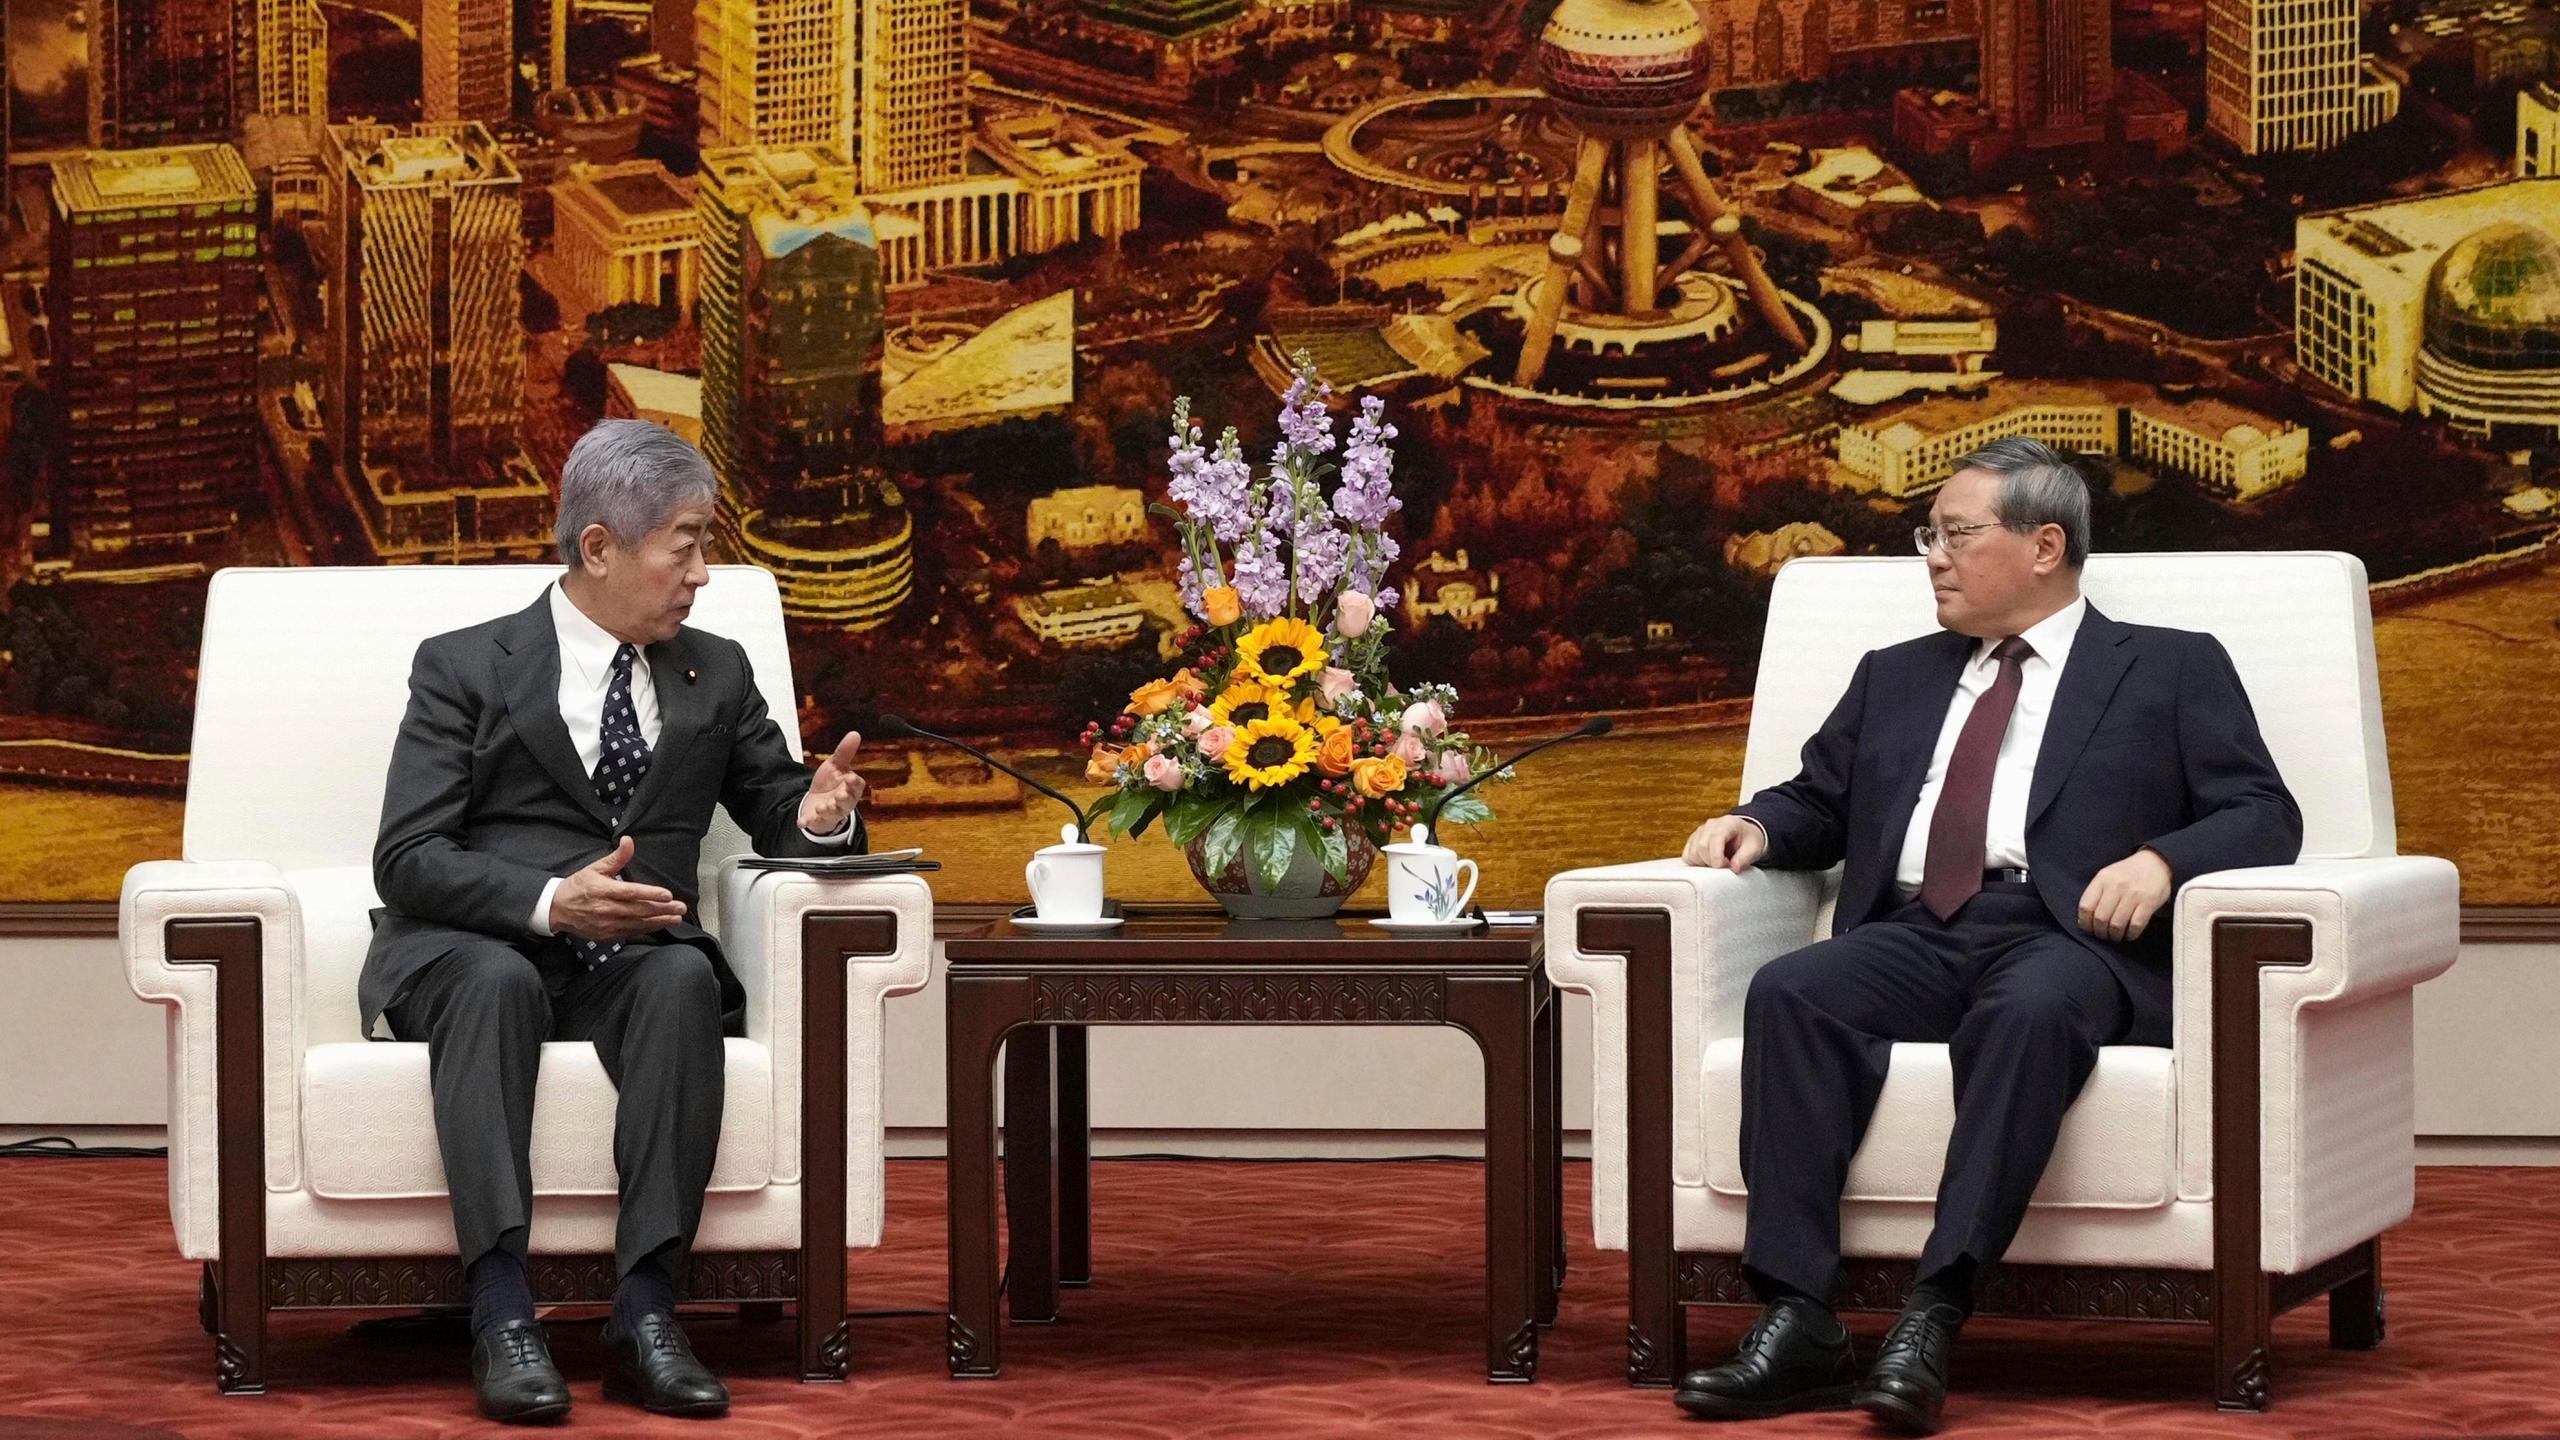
<box><xmin>1077</xmin><ymin>356</ymin><xmax>1503</xmax><ymax>917</ymax></box>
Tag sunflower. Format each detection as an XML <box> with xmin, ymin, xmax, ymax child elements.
<box><xmin>1235</xmin><ymin>616</ymin><xmax>1327</xmax><ymax>689</ymax></box>
<box><xmin>1222</xmin><ymin>715</ymin><xmax>1318</xmax><ymax>790</ymax></box>
<box><xmin>1209</xmin><ymin>680</ymin><xmax>1285</xmax><ymax>730</ymax></box>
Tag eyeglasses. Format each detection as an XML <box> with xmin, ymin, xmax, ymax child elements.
<box><xmin>1912</xmin><ymin>521</ymin><xmax>2020</xmax><ymax>556</ymax></box>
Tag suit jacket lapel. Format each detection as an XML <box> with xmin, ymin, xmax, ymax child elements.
<box><xmin>2026</xmin><ymin>604</ymin><xmax>2136</xmax><ymax>830</ymax></box>
<box><xmin>623</xmin><ymin>628</ymin><xmax>705</xmax><ymax>826</ymax></box>
<box><xmin>1871</xmin><ymin>629</ymin><xmax>1973</xmax><ymax>870</ymax></box>
<box><xmin>495</xmin><ymin>594</ymin><xmax>618</xmax><ymax>830</ymax></box>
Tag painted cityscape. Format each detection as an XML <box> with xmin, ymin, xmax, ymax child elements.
<box><xmin>3</xmin><ymin>0</ymin><xmax>2558</xmax><ymax>907</ymax></box>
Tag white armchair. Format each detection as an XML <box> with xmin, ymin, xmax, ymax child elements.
<box><xmin>1545</xmin><ymin>552</ymin><xmax>2458</xmax><ymax>1409</ymax></box>
<box><xmin>122</xmin><ymin>565</ymin><xmax>933</xmax><ymax>1393</ymax></box>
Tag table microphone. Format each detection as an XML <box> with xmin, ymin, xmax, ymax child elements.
<box><xmin>871</xmin><ymin>713</ymin><xmax>1092</xmax><ymax>843</ymax></box>
<box><xmin>1419</xmin><ymin>716</ymin><xmax>1615</xmax><ymax>844</ymax></box>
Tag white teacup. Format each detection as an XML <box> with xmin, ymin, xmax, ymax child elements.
<box><xmin>1382</xmin><ymin>824</ymin><xmax>1479</xmax><ymax>924</ymax></box>
<box><xmin>1025</xmin><ymin>823</ymin><xmax>1107</xmax><ymax>921</ymax></box>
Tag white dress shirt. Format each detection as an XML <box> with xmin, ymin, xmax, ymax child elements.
<box><xmin>1889</xmin><ymin>595</ymin><xmax>2087</xmax><ymax>897</ymax></box>
<box><xmin>530</xmin><ymin>583</ymin><xmax>848</xmax><ymax>936</ymax></box>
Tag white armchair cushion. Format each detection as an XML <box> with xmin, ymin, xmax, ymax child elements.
<box><xmin>1703</xmin><ymin>1040</ymin><xmax>2178</xmax><ymax>1208</ymax></box>
<box><xmin>301</xmin><ymin>1040</ymin><xmax>775</xmax><ymax>1199</ymax></box>
<box><xmin>1543</xmin><ymin>859</ymin><xmax>1824</xmax><ymax>1251</ymax></box>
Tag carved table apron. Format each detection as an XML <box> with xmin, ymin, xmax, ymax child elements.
<box><xmin>941</xmin><ymin>907</ymin><xmax>1562</xmax><ymax>1383</ymax></box>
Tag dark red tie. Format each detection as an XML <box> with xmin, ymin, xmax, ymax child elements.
<box><xmin>1921</xmin><ymin>636</ymin><xmax>2034</xmax><ymax>921</ymax></box>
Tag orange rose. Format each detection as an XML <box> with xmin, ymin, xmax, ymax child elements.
<box><xmin>1170</xmin><ymin>667</ymin><xmax>1208</xmax><ymax>701</ymax></box>
<box><xmin>1084</xmin><ymin>743</ymin><xmax>1128</xmax><ymax>784</ymax></box>
<box><xmin>1350</xmin><ymin>755</ymin><xmax>1408</xmax><ymax>799</ymax></box>
<box><xmin>1317</xmin><ymin>724</ymin><xmax>1359</xmax><ymax>777</ymax></box>
<box><xmin>1202</xmin><ymin>586</ymin><xmax>1242</xmax><ymax>626</ymax></box>
<box><xmin>1124</xmin><ymin>741</ymin><xmax>1155</xmax><ymax>769</ymax></box>
<box><xmin>1126</xmin><ymin>677</ymin><xmax>1184</xmax><ymax>717</ymax></box>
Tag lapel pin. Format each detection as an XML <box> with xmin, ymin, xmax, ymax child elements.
<box><xmin>685</xmin><ymin>668</ymin><xmax>698</xmax><ymax>685</ymax></box>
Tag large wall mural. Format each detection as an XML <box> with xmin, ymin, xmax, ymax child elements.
<box><xmin>3</xmin><ymin>0</ymin><xmax>2557</xmax><ymax>907</ymax></box>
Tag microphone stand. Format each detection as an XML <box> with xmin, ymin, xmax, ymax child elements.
<box><xmin>1419</xmin><ymin>716</ymin><xmax>1615</xmax><ymax>842</ymax></box>
<box><xmin>873</xmin><ymin>713</ymin><xmax>1092</xmax><ymax>843</ymax></box>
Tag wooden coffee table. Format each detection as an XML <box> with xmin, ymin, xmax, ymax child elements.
<box><xmin>941</xmin><ymin>905</ymin><xmax>1562</xmax><ymax>1382</ymax></box>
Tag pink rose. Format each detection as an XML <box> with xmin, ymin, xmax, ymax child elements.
<box><xmin>1183</xmin><ymin>705</ymin><xmax>1214</xmax><ymax>736</ymax></box>
<box><xmin>1143</xmin><ymin>753</ymin><xmax>1184</xmax><ymax>793</ymax></box>
<box><xmin>1399</xmin><ymin>699</ymin><xmax>1448</xmax><ymax>737</ymax></box>
<box><xmin>1336</xmin><ymin>591</ymin><xmax>1375</xmax><ymax>638</ymax></box>
<box><xmin>1318</xmin><ymin>666</ymin><xmax>1357</xmax><ymax>708</ymax></box>
<box><xmin>1198</xmin><ymin>726</ymin><xmax>1235</xmax><ymax>762</ymax></box>
<box><xmin>1392</xmin><ymin>732</ymin><xmax>1428</xmax><ymax>766</ymax></box>
<box><xmin>1434</xmin><ymin>749</ymin><xmax>1472</xmax><ymax>786</ymax></box>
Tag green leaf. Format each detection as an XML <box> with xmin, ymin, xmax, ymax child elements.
<box><xmin>1107</xmin><ymin>786</ymin><xmax>1153</xmax><ymax>839</ymax></box>
<box><xmin>1247</xmin><ymin>802</ymin><xmax>1299</xmax><ymax>890</ymax></box>
<box><xmin>1434</xmin><ymin>791</ymin><xmax>1493</xmax><ymax>828</ymax></box>
<box><xmin>1126</xmin><ymin>793</ymin><xmax>1171</xmax><ymax>839</ymax></box>
<box><xmin>1165</xmin><ymin>793</ymin><xmax>1222</xmax><ymax>847</ymax></box>
<box><xmin>1315</xmin><ymin>818</ymin><xmax>1349</xmax><ymax>883</ymax></box>
<box><xmin>1201</xmin><ymin>806</ymin><xmax>1247</xmax><ymax>876</ymax></box>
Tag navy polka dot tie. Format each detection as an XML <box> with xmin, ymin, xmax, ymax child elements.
<box><xmin>575</xmin><ymin>643</ymin><xmax>654</xmax><ymax>971</ymax></box>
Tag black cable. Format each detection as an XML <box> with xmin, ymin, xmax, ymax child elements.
<box><xmin>0</xmin><ymin>1135</ymin><xmax>170</xmax><ymax>1159</ymax></box>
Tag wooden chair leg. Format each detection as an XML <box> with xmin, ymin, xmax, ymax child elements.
<box><xmin>2329</xmin><ymin>1238</ymin><xmax>2384</xmax><ymax>1351</ymax></box>
<box><xmin>1579</xmin><ymin>909</ymin><xmax>1684</xmax><ymax>1387</ymax></box>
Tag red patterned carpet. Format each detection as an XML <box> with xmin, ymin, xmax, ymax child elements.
<box><xmin>3</xmin><ymin>1158</ymin><xmax>2558</xmax><ymax>1438</ymax></box>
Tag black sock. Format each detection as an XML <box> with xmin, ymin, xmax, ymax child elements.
<box><xmin>1747</xmin><ymin>1267</ymin><xmax>1840</xmax><ymax>1326</ymax></box>
<box><xmin>468</xmin><ymin>1248</ymin><xmax>536</xmax><ymax>1339</ymax></box>
<box><xmin>611</xmin><ymin>1246</ymin><xmax>681</xmax><ymax>1335</ymax></box>
<box><xmin>1911</xmin><ymin>1257</ymin><xmax>1977</xmax><ymax>1319</ymax></box>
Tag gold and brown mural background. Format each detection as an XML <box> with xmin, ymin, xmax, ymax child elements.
<box><xmin>4</xmin><ymin>0</ymin><xmax>2559</xmax><ymax>908</ymax></box>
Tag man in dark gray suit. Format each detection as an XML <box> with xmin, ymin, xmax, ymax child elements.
<box><xmin>363</xmin><ymin>419</ymin><xmax>870</xmax><ymax>1423</ymax></box>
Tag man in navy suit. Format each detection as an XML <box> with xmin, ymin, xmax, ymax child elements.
<box><xmin>1671</xmin><ymin>437</ymin><xmax>2302</xmax><ymax>1433</ymax></box>
<box><xmin>363</xmin><ymin>420</ymin><xmax>871</xmax><ymax>1423</ymax></box>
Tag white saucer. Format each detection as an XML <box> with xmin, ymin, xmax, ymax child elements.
<box><xmin>1369</xmin><ymin>916</ymin><xmax>1483</xmax><ymax>933</ymax></box>
<box><xmin>1010</xmin><ymin>914</ymin><xmax>1126</xmax><ymax>931</ymax></box>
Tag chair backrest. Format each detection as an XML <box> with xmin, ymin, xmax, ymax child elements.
<box><xmin>186</xmin><ymin>564</ymin><xmax>801</xmax><ymax>897</ymax></box>
<box><xmin>1738</xmin><ymin>552</ymin><xmax>2394</xmax><ymax>860</ymax></box>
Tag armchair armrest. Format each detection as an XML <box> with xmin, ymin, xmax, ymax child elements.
<box><xmin>1543</xmin><ymin>859</ymin><xmax>1826</xmax><ymax>1250</ymax></box>
<box><xmin>2171</xmin><ymin>855</ymin><xmax>2460</xmax><ymax>1277</ymax></box>
<box><xmin>121</xmin><ymin>859</ymin><xmax>300</xmax><ymax>1262</ymax></box>
<box><xmin>715</xmin><ymin>864</ymin><xmax>934</xmax><ymax>1247</ymax></box>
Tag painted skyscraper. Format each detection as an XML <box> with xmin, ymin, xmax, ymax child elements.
<box><xmin>89</xmin><ymin>0</ymin><xmax>240</xmax><ymax>147</ymax></box>
<box><xmin>2204</xmin><ymin>0</ymin><xmax>2400</xmax><ymax>154</ymax></box>
<box><xmin>1982</xmin><ymin>0</ymin><xmax>2111</xmax><ymax>145</ymax></box>
<box><xmin>694</xmin><ymin>0</ymin><xmax>860</xmax><ymax>152</ymax></box>
<box><xmin>695</xmin><ymin>146</ymin><xmax>913</xmax><ymax>628</ymax></box>
<box><xmin>320</xmin><ymin>123</ymin><xmax>552</xmax><ymax>561</ymax></box>
<box><xmin>44</xmin><ymin>146</ymin><xmax>262</xmax><ymax>570</ymax></box>
<box><xmin>423</xmin><ymin>0</ymin><xmax>515</xmax><ymax>123</ymax></box>
<box><xmin>857</xmin><ymin>0</ymin><xmax>970</xmax><ymax>188</ymax></box>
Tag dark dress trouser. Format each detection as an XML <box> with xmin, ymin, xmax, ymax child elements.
<box><xmin>1737</xmin><ymin>886</ymin><xmax>2153</xmax><ymax>1303</ymax></box>
<box><xmin>384</xmin><ymin>937</ymin><xmax>728</xmax><ymax>1281</ymax></box>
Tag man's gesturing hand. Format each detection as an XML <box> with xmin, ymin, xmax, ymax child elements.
<box><xmin>798</xmin><ymin>730</ymin><xmax>868</xmax><ymax>836</ymax></box>
<box><xmin>2078</xmin><ymin>847</ymin><xmax>2174</xmax><ymax>942</ymax></box>
<box><xmin>549</xmin><ymin>837</ymin><xmax>688</xmax><ymax>941</ymax></box>
<box><xmin>1681</xmin><ymin>814</ymin><xmax>1768</xmax><ymax>871</ymax></box>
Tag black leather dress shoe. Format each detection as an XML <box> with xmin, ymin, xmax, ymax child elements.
<box><xmin>602</xmin><ymin>1311</ymin><xmax>730</xmax><ymax>1418</ymax></box>
<box><xmin>1674</xmin><ymin>1298</ymin><xmax>1859</xmax><ymax>1420</ymax></box>
<box><xmin>1853</xmin><ymin>1302</ymin><xmax>1965</xmax><ymax>1434</ymax></box>
<box><xmin>471</xmin><ymin>1318</ymin><xmax>571</xmax><ymax>1424</ymax></box>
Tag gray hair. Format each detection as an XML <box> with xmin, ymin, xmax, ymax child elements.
<box><xmin>1950</xmin><ymin>435</ymin><xmax>2093</xmax><ymax>568</ymax></box>
<box><xmin>554</xmin><ymin>419</ymin><xmax>719</xmax><ymax>567</ymax></box>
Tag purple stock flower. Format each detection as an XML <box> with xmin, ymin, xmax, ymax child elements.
<box><xmin>1229</xmin><ymin>535</ymin><xmax>1291</xmax><ymax>620</ymax></box>
<box><xmin>1292</xmin><ymin>508</ymin><xmax>1350</xmax><ymax>606</ymax></box>
<box><xmin>1176</xmin><ymin>554</ymin><xmax>1207</xmax><ymax>617</ymax></box>
<box><xmin>1334</xmin><ymin>395</ymin><xmax>1402</xmax><ymax>528</ymax></box>
<box><xmin>1276</xmin><ymin>371</ymin><xmax>1336</xmax><ymax>463</ymax></box>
